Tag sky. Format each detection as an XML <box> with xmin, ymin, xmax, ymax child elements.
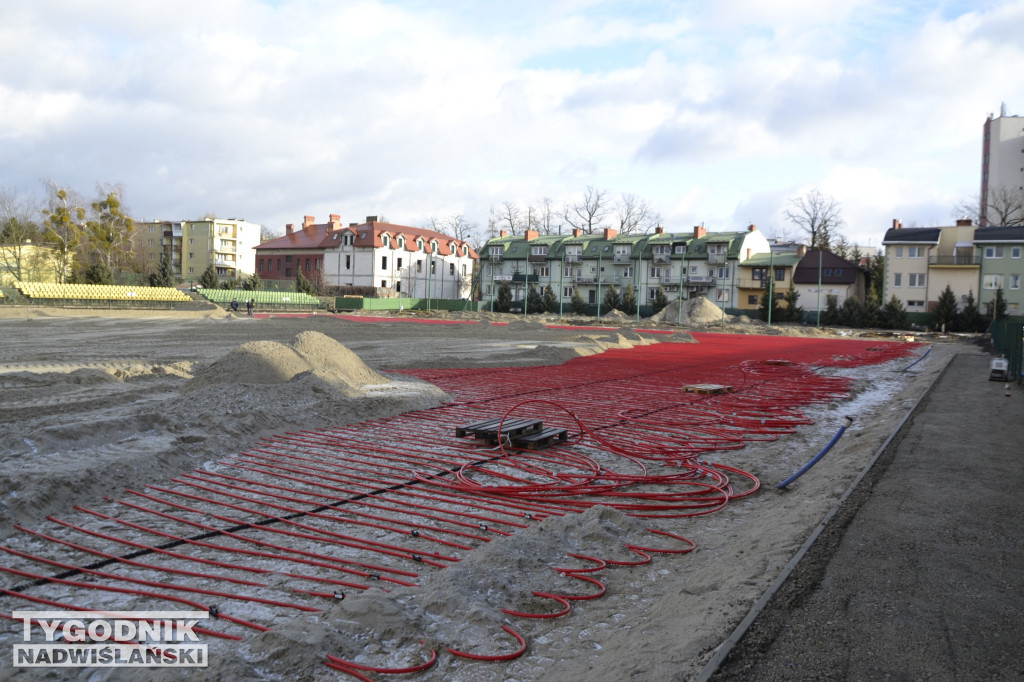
<box><xmin>2</xmin><ymin>0</ymin><xmax>1023</xmax><ymax>250</ymax></box>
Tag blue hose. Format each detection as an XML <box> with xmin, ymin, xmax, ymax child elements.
<box><xmin>776</xmin><ymin>416</ymin><xmax>854</xmax><ymax>489</ymax></box>
<box><xmin>903</xmin><ymin>345</ymin><xmax>931</xmax><ymax>372</ymax></box>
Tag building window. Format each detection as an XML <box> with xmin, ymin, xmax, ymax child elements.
<box><xmin>188</xmin><ymin>267</ymin><xmax>194</xmax><ymax>274</ymax></box>
<box><xmin>417</xmin><ymin>260</ymin><xmax>423</xmax><ymax>273</ymax></box>
<box><xmin>1010</xmin><ymin>274</ymin><xmax>1021</xmax><ymax>290</ymax></box>
<box><xmin>430</xmin><ymin>261</ymin><xmax>436</xmax><ymax>274</ymax></box>
<box><xmin>397</xmin><ymin>258</ymin><xmax>403</xmax><ymax>269</ymax></box>
<box><xmin>345</xmin><ymin>255</ymin><xmax>351</xmax><ymax>269</ymax></box>
<box><xmin>305</xmin><ymin>258</ymin><xmax>310</xmax><ymax>270</ymax></box>
<box><xmin>717</xmin><ymin>266</ymin><xmax>729</xmax><ymax>279</ymax></box>
<box><xmin>396</xmin><ymin>281</ymin><xmax>401</xmax><ymax>293</ymax></box>
<box><xmin>907</xmin><ymin>300</ymin><xmax>926</xmax><ymax>309</ymax></box>
<box><xmin>258</xmin><ymin>259</ymin><xmax>263</xmax><ymax>272</ymax></box>
<box><xmin>748</xmin><ymin>295</ymin><xmax>758</xmax><ymax>305</ymax></box>
<box><xmin>716</xmin><ymin>290</ymin><xmax>729</xmax><ymax>302</ymax></box>
<box><xmin>649</xmin><ymin>266</ymin><xmax>662</xmax><ymax>278</ymax></box>
<box><xmin>648</xmin><ymin>288</ymin><xmax>659</xmax><ymax>300</ymax></box>
<box><xmin>450</xmin><ymin>263</ymin><xmax>455</xmax><ymax>276</ymax></box>
<box><xmin>893</xmin><ymin>273</ymin><xmax>902</xmax><ymax>287</ymax></box>
<box><xmin>834</xmin><ymin>268</ymin><xmax>842</xmax><ymax>275</ymax></box>
<box><xmin>1011</xmin><ymin>246</ymin><xmax>1021</xmax><ymax>258</ymax></box>
<box><xmin>908</xmin><ymin>273</ymin><xmax>926</xmax><ymax>287</ymax></box>
<box><xmin>824</xmin><ymin>268</ymin><xmax>832</xmax><ymax>276</ymax></box>
<box><xmin>908</xmin><ymin>246</ymin><xmax>924</xmax><ymax>258</ymax></box>
<box><xmin>285</xmin><ymin>267</ymin><xmax>292</xmax><ymax>277</ymax></box>
<box><xmin>381</xmin><ymin>256</ymin><xmax>387</xmax><ymax>269</ymax></box>
<box><xmin>462</xmin><ymin>264</ymin><xmax>467</xmax><ymax>276</ymax></box>
<box><xmin>285</xmin><ymin>255</ymin><xmax>292</xmax><ymax>263</ymax></box>
<box><xmin>775</xmin><ymin>268</ymin><xmax>785</xmax><ymax>281</ymax></box>
<box><xmin>533</xmin><ymin>266</ymin><xmax>550</xmax><ymax>277</ymax></box>
<box><xmin>894</xmin><ymin>246</ymin><xmax>903</xmax><ymax>257</ymax></box>
<box><xmin>983</xmin><ymin>274</ymin><xmax>1003</xmax><ymax>289</ymax></box>
<box><xmin>188</xmin><ymin>252</ymin><xmax>194</xmax><ymax>260</ymax></box>
<box><xmin>984</xmin><ymin>246</ymin><xmax>1004</xmax><ymax>258</ymax></box>
<box><xmin>381</xmin><ymin>280</ymin><xmax>388</xmax><ymax>288</ymax></box>
<box><xmin>531</xmin><ymin>245</ymin><xmax>548</xmax><ymax>256</ymax></box>
<box><xmin>189</xmin><ymin>238</ymin><xmax>194</xmax><ymax>245</ymax></box>
<box><xmin>564</xmin><ymin>286</ymin><xmax>574</xmax><ymax>298</ymax></box>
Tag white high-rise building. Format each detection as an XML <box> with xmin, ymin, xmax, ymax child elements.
<box><xmin>980</xmin><ymin>105</ymin><xmax>1024</xmax><ymax>226</ymax></box>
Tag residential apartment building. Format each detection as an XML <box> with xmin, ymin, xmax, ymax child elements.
<box><xmin>736</xmin><ymin>249</ymin><xmax>802</xmax><ymax>313</ymax></box>
<box><xmin>974</xmin><ymin>225</ymin><xmax>1024</xmax><ymax>315</ymax></box>
<box><xmin>136</xmin><ymin>218</ymin><xmax>261</xmax><ymax>282</ymax></box>
<box><xmin>981</xmin><ymin>108</ymin><xmax>1024</xmax><ymax>226</ymax></box>
<box><xmin>255</xmin><ymin>215</ymin><xmax>476</xmax><ymax>299</ymax></box>
<box><xmin>478</xmin><ymin>224</ymin><xmax>771</xmax><ymax>312</ymax></box>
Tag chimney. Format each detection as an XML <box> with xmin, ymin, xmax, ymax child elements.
<box><xmin>572</xmin><ymin>228</ymin><xmax>582</xmax><ymax>237</ymax></box>
<box><xmin>955</xmin><ymin>218</ymin><xmax>973</xmax><ymax>226</ymax></box>
<box><xmin>303</xmin><ymin>215</ymin><xmax>315</xmax><ymax>228</ymax></box>
<box><xmin>500</xmin><ymin>230</ymin><xmax>508</xmax><ymax>238</ymax></box>
<box><xmin>329</xmin><ymin>214</ymin><xmax>341</xmax><ymax>227</ymax></box>
<box><xmin>746</xmin><ymin>248</ymin><xmax>751</xmax><ymax>259</ymax></box>
<box><xmin>603</xmin><ymin>228</ymin><xmax>618</xmax><ymax>240</ymax></box>
<box><xmin>349</xmin><ymin>222</ymin><xmax>358</xmax><ymax>227</ymax></box>
<box><xmin>797</xmin><ymin>244</ymin><xmax>807</xmax><ymax>257</ymax></box>
<box><xmin>525</xmin><ymin>230</ymin><xmax>539</xmax><ymax>241</ymax></box>
<box><xmin>892</xmin><ymin>218</ymin><xmax>902</xmax><ymax>230</ymax></box>
<box><xmin>655</xmin><ymin>226</ymin><xmax>664</xmax><ymax>234</ymax></box>
<box><xmin>285</xmin><ymin>223</ymin><xmax>294</xmax><ymax>235</ymax></box>
<box><xmin>366</xmin><ymin>215</ymin><xmax>378</xmax><ymax>224</ymax></box>
<box><xmin>748</xmin><ymin>224</ymin><xmax>756</xmax><ymax>232</ymax></box>
<box><xmin>693</xmin><ymin>225</ymin><xmax>706</xmax><ymax>239</ymax></box>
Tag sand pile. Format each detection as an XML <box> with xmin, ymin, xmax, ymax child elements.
<box><xmin>185</xmin><ymin>331</ymin><xmax>390</xmax><ymax>395</ymax></box>
<box><xmin>600</xmin><ymin>309</ymin><xmax>633</xmax><ymax>322</ymax></box>
<box><xmin>655</xmin><ymin>297</ymin><xmax>730</xmax><ymax>326</ymax></box>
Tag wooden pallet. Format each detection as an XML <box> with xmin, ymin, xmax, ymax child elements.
<box><xmin>510</xmin><ymin>427</ymin><xmax>569</xmax><ymax>450</ymax></box>
<box><xmin>683</xmin><ymin>384</ymin><xmax>733</xmax><ymax>395</ymax></box>
<box><xmin>455</xmin><ymin>417</ymin><xmax>543</xmax><ymax>440</ymax></box>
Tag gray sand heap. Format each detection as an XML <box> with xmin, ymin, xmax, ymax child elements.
<box><xmin>184</xmin><ymin>330</ymin><xmax>390</xmax><ymax>395</ymax></box>
<box><xmin>655</xmin><ymin>297</ymin><xmax>731</xmax><ymax>326</ymax></box>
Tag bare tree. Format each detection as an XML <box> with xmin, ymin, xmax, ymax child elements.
<box><xmin>536</xmin><ymin>197</ymin><xmax>559</xmax><ymax>235</ymax></box>
<box><xmin>964</xmin><ymin>185</ymin><xmax>1024</xmax><ymax>226</ymax></box>
<box><xmin>785</xmin><ymin>189</ymin><xmax>844</xmax><ymax>249</ymax></box>
<box><xmin>426</xmin><ymin>214</ymin><xmax>479</xmax><ymax>243</ymax></box>
<box><xmin>0</xmin><ymin>185</ymin><xmax>45</xmax><ymax>282</ymax></box>
<box><xmin>615</xmin><ymin>193</ymin><xmax>662</xmax><ymax>234</ymax></box>
<box><xmin>87</xmin><ymin>185</ymin><xmax>137</xmax><ymax>273</ymax></box>
<box><xmin>563</xmin><ymin>186</ymin><xmax>611</xmax><ymax>235</ymax></box>
<box><xmin>496</xmin><ymin>201</ymin><xmax>523</xmax><ymax>235</ymax></box>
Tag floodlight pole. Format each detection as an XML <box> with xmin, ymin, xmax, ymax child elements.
<box><xmin>559</xmin><ymin>253</ymin><xmax>565</xmax><ymax>318</ymax></box>
<box><xmin>768</xmin><ymin>248</ymin><xmax>775</xmax><ymax>327</ymax></box>
<box><xmin>597</xmin><ymin>251</ymin><xmax>603</xmax><ymax>319</ymax></box>
<box><xmin>677</xmin><ymin>244</ymin><xmax>687</xmax><ymax>324</ymax></box>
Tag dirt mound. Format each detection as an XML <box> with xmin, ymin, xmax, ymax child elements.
<box><xmin>184</xmin><ymin>331</ymin><xmax>390</xmax><ymax>394</ymax></box>
<box><xmin>600</xmin><ymin>309</ymin><xmax>632</xmax><ymax>322</ymax></box>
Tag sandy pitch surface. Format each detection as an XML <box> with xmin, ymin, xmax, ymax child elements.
<box><xmin>0</xmin><ymin>306</ymin><xmax>960</xmax><ymax>680</ymax></box>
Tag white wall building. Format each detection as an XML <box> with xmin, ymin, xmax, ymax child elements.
<box><xmin>981</xmin><ymin>108</ymin><xmax>1024</xmax><ymax>226</ymax></box>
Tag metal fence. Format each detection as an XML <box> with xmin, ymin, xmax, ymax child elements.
<box><xmin>991</xmin><ymin>319</ymin><xmax>1024</xmax><ymax>385</ymax></box>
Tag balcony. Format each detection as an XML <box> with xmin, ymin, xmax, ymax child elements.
<box><xmin>686</xmin><ymin>275</ymin><xmax>715</xmax><ymax>286</ymax></box>
<box><xmin>528</xmin><ymin>253</ymin><xmax>547</xmax><ymax>263</ymax></box>
<box><xmin>653</xmin><ymin>254</ymin><xmax>672</xmax><ymax>263</ymax></box>
<box><xmin>929</xmin><ymin>255</ymin><xmax>980</xmax><ymax>266</ymax></box>
<box><xmin>489</xmin><ymin>253</ymin><xmax>504</xmax><ymax>263</ymax></box>
<box><xmin>563</xmin><ymin>254</ymin><xmax>582</xmax><ymax>263</ymax></box>
<box><xmin>612</xmin><ymin>254</ymin><xmax>631</xmax><ymax>263</ymax></box>
<box><xmin>708</xmin><ymin>253</ymin><xmax>726</xmax><ymax>264</ymax></box>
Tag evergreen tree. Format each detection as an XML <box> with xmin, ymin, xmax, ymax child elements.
<box><xmin>782</xmin><ymin>288</ymin><xmax>803</xmax><ymax>323</ymax></box>
<box><xmin>542</xmin><ymin>285</ymin><xmax>558</xmax><ymax>313</ymax></box>
<box><xmin>822</xmin><ymin>296</ymin><xmax>841</xmax><ymax>326</ymax></box>
<box><xmin>879</xmin><ymin>295</ymin><xmax>909</xmax><ymax>329</ymax></box>
<box><xmin>242</xmin><ymin>272</ymin><xmax>261</xmax><ymax>292</ymax></box>
<box><xmin>148</xmin><ymin>251</ymin><xmax>174</xmax><ymax>287</ymax></box>
<box><xmin>932</xmin><ymin>284</ymin><xmax>959</xmax><ymax>331</ymax></box>
<box><xmin>526</xmin><ymin>283</ymin><xmax>543</xmax><ymax>313</ymax></box>
<box><xmin>993</xmin><ymin>288</ymin><xmax>1008</xmax><ymax>321</ymax></box>
<box><xmin>570</xmin><ymin>286</ymin><xmax>588</xmax><ymax>315</ymax></box>
<box><xmin>960</xmin><ymin>290</ymin><xmax>986</xmax><ymax>333</ymax></box>
<box><xmin>495</xmin><ymin>280</ymin><xmax>512</xmax><ymax>312</ymax></box>
<box><xmin>839</xmin><ymin>297</ymin><xmax>868</xmax><ymax>327</ymax></box>
<box><xmin>199</xmin><ymin>264</ymin><xmax>219</xmax><ymax>289</ymax></box>
<box><xmin>863</xmin><ymin>287</ymin><xmax>882</xmax><ymax>328</ymax></box>
<box><xmin>602</xmin><ymin>284</ymin><xmax>620</xmax><ymax>314</ymax></box>
<box><xmin>82</xmin><ymin>262</ymin><xmax>113</xmax><ymax>285</ymax></box>
<box><xmin>651</xmin><ymin>287</ymin><xmax>669</xmax><ymax>314</ymax></box>
<box><xmin>296</xmin><ymin>268</ymin><xmax>316</xmax><ymax>295</ymax></box>
<box><xmin>758</xmin><ymin>287</ymin><xmax>778</xmax><ymax>322</ymax></box>
<box><xmin>619</xmin><ymin>284</ymin><xmax>637</xmax><ymax>313</ymax></box>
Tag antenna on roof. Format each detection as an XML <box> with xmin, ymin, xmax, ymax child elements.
<box><xmin>1001</xmin><ymin>101</ymin><xmax>1007</xmax><ymax>117</ymax></box>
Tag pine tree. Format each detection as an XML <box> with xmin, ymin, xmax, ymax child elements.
<box><xmin>199</xmin><ymin>264</ymin><xmax>218</xmax><ymax>289</ymax></box>
<box><xmin>526</xmin><ymin>283</ymin><xmax>543</xmax><ymax>313</ymax></box>
<box><xmin>495</xmin><ymin>281</ymin><xmax>512</xmax><ymax>312</ymax></box>
<box><xmin>879</xmin><ymin>295</ymin><xmax>909</xmax><ymax>329</ymax></box>
<box><xmin>822</xmin><ymin>296</ymin><xmax>841</xmax><ymax>326</ymax></box>
<box><xmin>758</xmin><ymin>287</ymin><xmax>777</xmax><ymax>322</ymax></box>
<box><xmin>570</xmin><ymin>286</ymin><xmax>588</xmax><ymax>315</ymax></box>
<box><xmin>782</xmin><ymin>288</ymin><xmax>803</xmax><ymax>322</ymax></box>
<box><xmin>960</xmin><ymin>290</ymin><xmax>986</xmax><ymax>332</ymax></box>
<box><xmin>619</xmin><ymin>284</ymin><xmax>637</xmax><ymax>313</ymax></box>
<box><xmin>148</xmin><ymin>251</ymin><xmax>174</xmax><ymax>287</ymax></box>
<box><xmin>242</xmin><ymin>272</ymin><xmax>261</xmax><ymax>291</ymax></box>
<box><xmin>602</xmin><ymin>284</ymin><xmax>620</xmax><ymax>314</ymax></box>
<box><xmin>993</xmin><ymin>288</ymin><xmax>1008</xmax><ymax>321</ymax></box>
<box><xmin>932</xmin><ymin>284</ymin><xmax>959</xmax><ymax>331</ymax></box>
<box><xmin>296</xmin><ymin>268</ymin><xmax>316</xmax><ymax>295</ymax></box>
<box><xmin>839</xmin><ymin>297</ymin><xmax>867</xmax><ymax>327</ymax></box>
<box><xmin>651</xmin><ymin>287</ymin><xmax>669</xmax><ymax>314</ymax></box>
<box><xmin>542</xmin><ymin>285</ymin><xmax>558</xmax><ymax>313</ymax></box>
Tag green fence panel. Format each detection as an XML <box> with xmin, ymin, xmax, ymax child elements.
<box><xmin>991</xmin><ymin>320</ymin><xmax>1024</xmax><ymax>384</ymax></box>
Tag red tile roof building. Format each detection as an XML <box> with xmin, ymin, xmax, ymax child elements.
<box><xmin>255</xmin><ymin>215</ymin><xmax>477</xmax><ymax>298</ymax></box>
